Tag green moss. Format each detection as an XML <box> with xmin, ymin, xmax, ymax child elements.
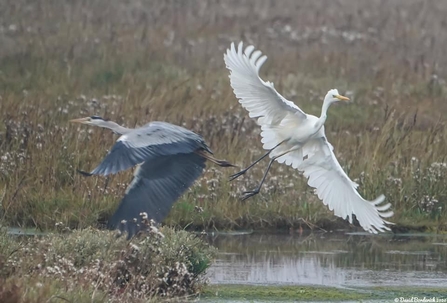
<box><xmin>202</xmin><ymin>285</ymin><xmax>447</xmax><ymax>302</ymax></box>
<box><xmin>202</xmin><ymin>285</ymin><xmax>371</xmax><ymax>301</ymax></box>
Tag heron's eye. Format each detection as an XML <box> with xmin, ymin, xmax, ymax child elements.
<box><xmin>332</xmin><ymin>94</ymin><xmax>337</xmax><ymax>98</ymax></box>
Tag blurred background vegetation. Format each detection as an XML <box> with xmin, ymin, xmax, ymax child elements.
<box><xmin>0</xmin><ymin>0</ymin><xmax>447</xmax><ymax>232</ymax></box>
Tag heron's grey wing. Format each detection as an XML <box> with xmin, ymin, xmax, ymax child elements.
<box><xmin>89</xmin><ymin>122</ymin><xmax>206</xmax><ymax>176</ymax></box>
<box><xmin>107</xmin><ymin>152</ymin><xmax>206</xmax><ymax>238</ymax></box>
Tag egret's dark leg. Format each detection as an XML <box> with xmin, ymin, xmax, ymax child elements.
<box><xmin>240</xmin><ymin>147</ymin><xmax>300</xmax><ymax>201</ymax></box>
<box><xmin>241</xmin><ymin>157</ymin><xmax>276</xmax><ymax>201</ymax></box>
<box><xmin>229</xmin><ymin>141</ymin><xmax>285</xmax><ymax>181</ymax></box>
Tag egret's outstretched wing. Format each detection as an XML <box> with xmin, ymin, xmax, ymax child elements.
<box><xmin>107</xmin><ymin>152</ymin><xmax>206</xmax><ymax>238</ymax></box>
<box><xmin>224</xmin><ymin>42</ymin><xmax>307</xmax><ymax>125</ymax></box>
<box><xmin>89</xmin><ymin>122</ymin><xmax>207</xmax><ymax>176</ymax></box>
<box><xmin>292</xmin><ymin>137</ymin><xmax>393</xmax><ymax>233</ymax></box>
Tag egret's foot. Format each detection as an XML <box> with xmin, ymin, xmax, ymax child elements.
<box><xmin>241</xmin><ymin>189</ymin><xmax>260</xmax><ymax>201</ymax></box>
<box><xmin>229</xmin><ymin>169</ymin><xmax>248</xmax><ymax>181</ymax></box>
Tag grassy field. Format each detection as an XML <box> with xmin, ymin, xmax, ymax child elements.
<box><xmin>1</xmin><ymin>0</ymin><xmax>447</xmax><ymax>233</ymax></box>
<box><xmin>202</xmin><ymin>284</ymin><xmax>447</xmax><ymax>302</ymax></box>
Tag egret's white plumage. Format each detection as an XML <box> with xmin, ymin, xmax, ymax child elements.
<box><xmin>224</xmin><ymin>42</ymin><xmax>393</xmax><ymax>234</ymax></box>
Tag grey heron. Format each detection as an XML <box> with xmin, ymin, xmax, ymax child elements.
<box><xmin>224</xmin><ymin>42</ymin><xmax>393</xmax><ymax>233</ymax></box>
<box><xmin>70</xmin><ymin>116</ymin><xmax>234</xmax><ymax>237</ymax></box>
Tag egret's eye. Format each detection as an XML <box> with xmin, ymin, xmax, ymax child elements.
<box><xmin>332</xmin><ymin>94</ymin><xmax>337</xmax><ymax>98</ymax></box>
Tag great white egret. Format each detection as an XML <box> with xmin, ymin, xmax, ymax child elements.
<box><xmin>224</xmin><ymin>42</ymin><xmax>393</xmax><ymax>233</ymax></box>
<box><xmin>70</xmin><ymin>116</ymin><xmax>234</xmax><ymax>237</ymax></box>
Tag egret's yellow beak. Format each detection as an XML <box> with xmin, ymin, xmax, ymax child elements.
<box><xmin>70</xmin><ymin>117</ymin><xmax>90</xmax><ymax>124</ymax></box>
<box><xmin>335</xmin><ymin>95</ymin><xmax>350</xmax><ymax>101</ymax></box>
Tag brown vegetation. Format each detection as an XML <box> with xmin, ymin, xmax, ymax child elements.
<box><xmin>0</xmin><ymin>225</ymin><xmax>216</xmax><ymax>302</ymax></box>
<box><xmin>0</xmin><ymin>0</ymin><xmax>447</xmax><ymax>232</ymax></box>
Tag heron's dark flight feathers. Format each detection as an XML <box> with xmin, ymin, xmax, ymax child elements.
<box><xmin>107</xmin><ymin>152</ymin><xmax>206</xmax><ymax>237</ymax></box>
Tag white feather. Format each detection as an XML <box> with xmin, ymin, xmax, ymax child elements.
<box><xmin>298</xmin><ymin>138</ymin><xmax>392</xmax><ymax>233</ymax></box>
<box><xmin>224</xmin><ymin>41</ymin><xmax>307</xmax><ymax>125</ymax></box>
<box><xmin>225</xmin><ymin>42</ymin><xmax>394</xmax><ymax>234</ymax></box>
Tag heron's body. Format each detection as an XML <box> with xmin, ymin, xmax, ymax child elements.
<box><xmin>71</xmin><ymin>117</ymin><xmax>233</xmax><ymax>238</ymax></box>
<box><xmin>86</xmin><ymin>121</ymin><xmax>213</xmax><ymax>176</ymax></box>
<box><xmin>224</xmin><ymin>42</ymin><xmax>393</xmax><ymax>234</ymax></box>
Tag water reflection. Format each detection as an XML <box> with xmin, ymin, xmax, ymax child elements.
<box><xmin>206</xmin><ymin>232</ymin><xmax>447</xmax><ymax>287</ymax></box>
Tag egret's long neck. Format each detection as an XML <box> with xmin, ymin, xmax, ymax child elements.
<box><xmin>314</xmin><ymin>98</ymin><xmax>332</xmax><ymax>131</ymax></box>
<box><xmin>100</xmin><ymin>121</ymin><xmax>131</xmax><ymax>135</ymax></box>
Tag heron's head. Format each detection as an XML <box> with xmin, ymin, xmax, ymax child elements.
<box><xmin>70</xmin><ymin>116</ymin><xmax>109</xmax><ymax>127</ymax></box>
<box><xmin>325</xmin><ymin>89</ymin><xmax>350</xmax><ymax>104</ymax></box>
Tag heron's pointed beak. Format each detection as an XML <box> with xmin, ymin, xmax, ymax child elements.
<box><xmin>335</xmin><ymin>95</ymin><xmax>350</xmax><ymax>101</ymax></box>
<box><xmin>70</xmin><ymin>117</ymin><xmax>90</xmax><ymax>124</ymax></box>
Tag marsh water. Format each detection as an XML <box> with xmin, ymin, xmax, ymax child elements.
<box><xmin>8</xmin><ymin>227</ymin><xmax>447</xmax><ymax>301</ymax></box>
<box><xmin>205</xmin><ymin>231</ymin><xmax>447</xmax><ymax>288</ymax></box>
<box><xmin>9</xmin><ymin>227</ymin><xmax>446</xmax><ymax>289</ymax></box>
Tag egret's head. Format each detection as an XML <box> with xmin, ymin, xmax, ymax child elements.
<box><xmin>325</xmin><ymin>89</ymin><xmax>350</xmax><ymax>104</ymax></box>
<box><xmin>70</xmin><ymin>116</ymin><xmax>109</xmax><ymax>127</ymax></box>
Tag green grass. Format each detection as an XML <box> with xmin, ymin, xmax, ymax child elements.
<box><xmin>202</xmin><ymin>285</ymin><xmax>447</xmax><ymax>302</ymax></box>
<box><xmin>1</xmin><ymin>0</ymin><xmax>447</xmax><ymax>233</ymax></box>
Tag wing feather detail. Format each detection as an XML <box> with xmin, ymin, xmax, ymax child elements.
<box><xmin>89</xmin><ymin>122</ymin><xmax>207</xmax><ymax>176</ymax></box>
<box><xmin>107</xmin><ymin>152</ymin><xmax>206</xmax><ymax>238</ymax></box>
<box><xmin>224</xmin><ymin>42</ymin><xmax>307</xmax><ymax>125</ymax></box>
<box><xmin>296</xmin><ymin>137</ymin><xmax>393</xmax><ymax>233</ymax></box>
